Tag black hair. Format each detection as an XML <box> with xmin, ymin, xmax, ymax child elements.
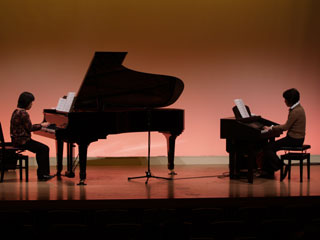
<box><xmin>283</xmin><ymin>88</ymin><xmax>300</xmax><ymax>106</ymax></box>
<box><xmin>17</xmin><ymin>92</ymin><xmax>35</xmax><ymax>109</ymax></box>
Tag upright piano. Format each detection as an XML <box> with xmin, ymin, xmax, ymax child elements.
<box><xmin>35</xmin><ymin>52</ymin><xmax>185</xmax><ymax>185</ymax></box>
<box><xmin>220</xmin><ymin>106</ymin><xmax>282</xmax><ymax>183</ymax></box>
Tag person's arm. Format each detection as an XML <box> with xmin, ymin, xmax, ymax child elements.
<box><xmin>273</xmin><ymin>111</ymin><xmax>297</xmax><ymax>132</ymax></box>
<box><xmin>22</xmin><ymin>111</ymin><xmax>42</xmax><ymax>132</ymax></box>
<box><xmin>31</xmin><ymin>123</ymin><xmax>42</xmax><ymax>131</ymax></box>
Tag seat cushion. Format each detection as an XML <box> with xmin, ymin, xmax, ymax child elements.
<box><xmin>279</xmin><ymin>145</ymin><xmax>311</xmax><ymax>151</ymax></box>
<box><xmin>281</xmin><ymin>152</ymin><xmax>310</xmax><ymax>160</ymax></box>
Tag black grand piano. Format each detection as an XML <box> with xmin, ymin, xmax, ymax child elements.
<box><xmin>220</xmin><ymin>105</ymin><xmax>282</xmax><ymax>183</ymax></box>
<box><xmin>35</xmin><ymin>52</ymin><xmax>184</xmax><ymax>185</ymax></box>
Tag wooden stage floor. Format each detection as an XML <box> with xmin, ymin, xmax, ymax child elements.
<box><xmin>1</xmin><ymin>164</ymin><xmax>320</xmax><ymax>210</ymax></box>
<box><xmin>2</xmin><ymin>163</ymin><xmax>320</xmax><ymax>240</ymax></box>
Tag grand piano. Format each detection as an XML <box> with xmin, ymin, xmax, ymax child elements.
<box><xmin>220</xmin><ymin>105</ymin><xmax>282</xmax><ymax>183</ymax></box>
<box><xmin>35</xmin><ymin>52</ymin><xmax>184</xmax><ymax>185</ymax></box>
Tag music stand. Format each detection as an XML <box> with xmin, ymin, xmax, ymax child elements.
<box><xmin>128</xmin><ymin>109</ymin><xmax>172</xmax><ymax>184</ymax></box>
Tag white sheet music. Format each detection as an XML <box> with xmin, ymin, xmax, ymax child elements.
<box><xmin>64</xmin><ymin>92</ymin><xmax>76</xmax><ymax>112</ymax></box>
<box><xmin>234</xmin><ymin>99</ymin><xmax>250</xmax><ymax>118</ymax></box>
<box><xmin>56</xmin><ymin>92</ymin><xmax>75</xmax><ymax>112</ymax></box>
<box><xmin>56</xmin><ymin>98</ymin><xmax>67</xmax><ymax>111</ymax></box>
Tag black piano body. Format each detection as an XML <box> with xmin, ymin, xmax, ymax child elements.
<box><xmin>35</xmin><ymin>52</ymin><xmax>185</xmax><ymax>184</ymax></box>
<box><xmin>220</xmin><ymin>115</ymin><xmax>282</xmax><ymax>183</ymax></box>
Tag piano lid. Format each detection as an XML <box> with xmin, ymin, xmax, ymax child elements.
<box><xmin>73</xmin><ymin>52</ymin><xmax>184</xmax><ymax>111</ymax></box>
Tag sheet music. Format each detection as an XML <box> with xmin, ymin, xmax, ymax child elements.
<box><xmin>63</xmin><ymin>92</ymin><xmax>76</xmax><ymax>112</ymax></box>
<box><xmin>56</xmin><ymin>97</ymin><xmax>67</xmax><ymax>111</ymax></box>
<box><xmin>56</xmin><ymin>92</ymin><xmax>75</xmax><ymax>112</ymax></box>
<box><xmin>234</xmin><ymin>99</ymin><xmax>250</xmax><ymax>118</ymax></box>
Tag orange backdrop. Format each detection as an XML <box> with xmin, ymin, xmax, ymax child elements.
<box><xmin>1</xmin><ymin>0</ymin><xmax>319</xmax><ymax>157</ymax></box>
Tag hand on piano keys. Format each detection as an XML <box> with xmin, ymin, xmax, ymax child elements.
<box><xmin>41</xmin><ymin>123</ymin><xmax>56</xmax><ymax>133</ymax></box>
<box><xmin>41</xmin><ymin>121</ymin><xmax>51</xmax><ymax>128</ymax></box>
<box><xmin>261</xmin><ymin>125</ymin><xmax>272</xmax><ymax>134</ymax></box>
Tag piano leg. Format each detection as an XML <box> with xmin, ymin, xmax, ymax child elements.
<box><xmin>78</xmin><ymin>143</ymin><xmax>89</xmax><ymax>185</ymax></box>
<box><xmin>227</xmin><ymin>140</ymin><xmax>254</xmax><ymax>183</ymax></box>
<box><xmin>226</xmin><ymin>139</ymin><xmax>237</xmax><ymax>179</ymax></box>
<box><xmin>247</xmin><ymin>144</ymin><xmax>255</xmax><ymax>184</ymax></box>
<box><xmin>56</xmin><ymin>140</ymin><xmax>63</xmax><ymax>176</ymax></box>
<box><xmin>162</xmin><ymin>133</ymin><xmax>177</xmax><ymax>175</ymax></box>
<box><xmin>229</xmin><ymin>151</ymin><xmax>236</xmax><ymax>179</ymax></box>
<box><xmin>65</xmin><ymin>143</ymin><xmax>75</xmax><ymax>178</ymax></box>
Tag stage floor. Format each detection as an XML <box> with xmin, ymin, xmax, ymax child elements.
<box><xmin>1</xmin><ymin>164</ymin><xmax>320</xmax><ymax>206</ymax></box>
<box><xmin>2</xmin><ymin>164</ymin><xmax>320</xmax><ymax>240</ymax></box>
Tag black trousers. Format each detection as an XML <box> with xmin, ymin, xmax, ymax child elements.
<box><xmin>263</xmin><ymin>135</ymin><xmax>304</xmax><ymax>173</ymax></box>
<box><xmin>23</xmin><ymin>139</ymin><xmax>50</xmax><ymax>177</ymax></box>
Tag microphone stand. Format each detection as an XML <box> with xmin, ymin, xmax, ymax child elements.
<box><xmin>128</xmin><ymin>108</ymin><xmax>172</xmax><ymax>184</ymax></box>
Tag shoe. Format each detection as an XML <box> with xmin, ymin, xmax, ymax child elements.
<box><xmin>38</xmin><ymin>174</ymin><xmax>55</xmax><ymax>181</ymax></box>
<box><xmin>280</xmin><ymin>165</ymin><xmax>289</xmax><ymax>181</ymax></box>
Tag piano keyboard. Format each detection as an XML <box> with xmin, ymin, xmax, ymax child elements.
<box><xmin>41</xmin><ymin>124</ymin><xmax>56</xmax><ymax>133</ymax></box>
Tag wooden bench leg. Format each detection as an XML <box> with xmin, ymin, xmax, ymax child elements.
<box><xmin>19</xmin><ymin>158</ymin><xmax>23</xmax><ymax>181</ymax></box>
<box><xmin>300</xmin><ymin>159</ymin><xmax>303</xmax><ymax>182</ymax></box>
<box><xmin>280</xmin><ymin>156</ymin><xmax>284</xmax><ymax>181</ymax></box>
<box><xmin>288</xmin><ymin>160</ymin><xmax>291</xmax><ymax>180</ymax></box>
<box><xmin>25</xmin><ymin>156</ymin><xmax>29</xmax><ymax>182</ymax></box>
<box><xmin>307</xmin><ymin>154</ymin><xmax>310</xmax><ymax>180</ymax></box>
<box><xmin>0</xmin><ymin>164</ymin><xmax>5</xmax><ymax>182</ymax></box>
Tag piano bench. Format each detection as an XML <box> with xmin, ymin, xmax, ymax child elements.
<box><xmin>280</xmin><ymin>145</ymin><xmax>311</xmax><ymax>182</ymax></box>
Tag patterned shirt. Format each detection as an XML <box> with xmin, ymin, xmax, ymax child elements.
<box><xmin>10</xmin><ymin>109</ymin><xmax>42</xmax><ymax>146</ymax></box>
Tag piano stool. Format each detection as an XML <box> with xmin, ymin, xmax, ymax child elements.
<box><xmin>0</xmin><ymin>121</ymin><xmax>29</xmax><ymax>182</ymax></box>
<box><xmin>280</xmin><ymin>145</ymin><xmax>311</xmax><ymax>182</ymax></box>
<box><xmin>1</xmin><ymin>151</ymin><xmax>29</xmax><ymax>182</ymax></box>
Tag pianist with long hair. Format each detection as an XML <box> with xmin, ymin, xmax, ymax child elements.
<box><xmin>260</xmin><ymin>88</ymin><xmax>306</xmax><ymax>179</ymax></box>
<box><xmin>10</xmin><ymin>92</ymin><xmax>55</xmax><ymax>181</ymax></box>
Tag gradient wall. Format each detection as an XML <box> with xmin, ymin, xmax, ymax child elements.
<box><xmin>1</xmin><ymin>0</ymin><xmax>319</xmax><ymax>158</ymax></box>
